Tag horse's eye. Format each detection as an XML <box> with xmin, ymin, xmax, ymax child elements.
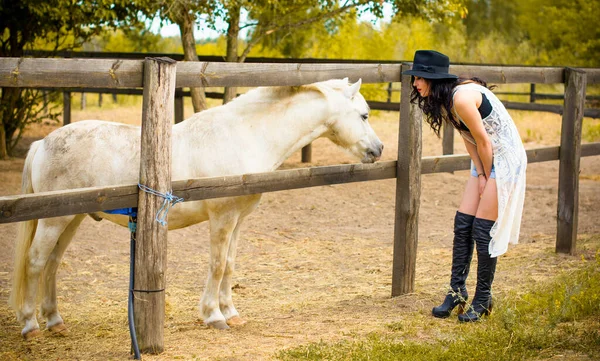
<box><xmin>361</xmin><ymin>113</ymin><xmax>368</xmax><ymax>121</ymax></box>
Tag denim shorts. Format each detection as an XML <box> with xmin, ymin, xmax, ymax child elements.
<box><xmin>470</xmin><ymin>161</ymin><xmax>496</xmax><ymax>179</ymax></box>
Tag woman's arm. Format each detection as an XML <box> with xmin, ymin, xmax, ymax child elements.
<box><xmin>463</xmin><ymin>136</ymin><xmax>487</xmax><ymax>195</ymax></box>
<box><xmin>453</xmin><ymin>89</ymin><xmax>493</xmax><ymax>179</ymax></box>
<box><xmin>464</xmin><ymin>137</ymin><xmax>483</xmax><ymax>174</ymax></box>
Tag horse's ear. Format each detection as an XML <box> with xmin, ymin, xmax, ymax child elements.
<box><xmin>344</xmin><ymin>78</ymin><xmax>362</xmax><ymax>98</ymax></box>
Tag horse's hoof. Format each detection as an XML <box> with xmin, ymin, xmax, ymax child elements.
<box><xmin>226</xmin><ymin>316</ymin><xmax>247</xmax><ymax>327</ymax></box>
<box><xmin>23</xmin><ymin>328</ymin><xmax>42</xmax><ymax>340</ymax></box>
<box><xmin>207</xmin><ymin>320</ymin><xmax>230</xmax><ymax>330</ymax></box>
<box><xmin>48</xmin><ymin>323</ymin><xmax>69</xmax><ymax>336</ymax></box>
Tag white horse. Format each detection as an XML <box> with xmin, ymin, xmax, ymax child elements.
<box><xmin>10</xmin><ymin>78</ymin><xmax>383</xmax><ymax>339</ymax></box>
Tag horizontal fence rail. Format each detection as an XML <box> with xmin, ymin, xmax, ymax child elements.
<box><xmin>2</xmin><ymin>143</ymin><xmax>599</xmax><ymax>224</ymax></box>
<box><xmin>367</xmin><ymin>99</ymin><xmax>600</xmax><ymax>118</ymax></box>
<box><xmin>2</xmin><ymin>58</ymin><xmax>600</xmax><ymax>89</ymax></box>
<box><xmin>0</xmin><ymin>58</ymin><xmax>401</xmax><ymax>87</ymax></box>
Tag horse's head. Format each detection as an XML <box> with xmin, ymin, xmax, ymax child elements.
<box><xmin>317</xmin><ymin>78</ymin><xmax>384</xmax><ymax>163</ymax></box>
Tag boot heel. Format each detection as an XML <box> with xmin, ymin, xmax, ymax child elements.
<box><xmin>457</xmin><ymin>302</ymin><xmax>466</xmax><ymax>315</ymax></box>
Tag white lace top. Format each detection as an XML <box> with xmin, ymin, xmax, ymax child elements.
<box><xmin>452</xmin><ymin>83</ymin><xmax>528</xmax><ymax>257</ymax></box>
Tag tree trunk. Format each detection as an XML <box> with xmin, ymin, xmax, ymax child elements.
<box><xmin>175</xmin><ymin>7</ymin><xmax>207</xmax><ymax>113</ymax></box>
<box><xmin>0</xmin><ymin>114</ymin><xmax>7</xmax><ymax>160</ymax></box>
<box><xmin>223</xmin><ymin>5</ymin><xmax>241</xmax><ymax>104</ymax></box>
<box><xmin>1</xmin><ymin>87</ymin><xmax>22</xmax><ymax>158</ymax></box>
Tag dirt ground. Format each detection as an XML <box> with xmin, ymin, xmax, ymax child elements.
<box><xmin>0</xmin><ymin>101</ymin><xmax>599</xmax><ymax>360</ymax></box>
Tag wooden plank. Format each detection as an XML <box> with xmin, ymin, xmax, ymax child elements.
<box><xmin>2</xmin><ymin>143</ymin><xmax>598</xmax><ymax>225</ymax></box>
<box><xmin>448</xmin><ymin>65</ymin><xmax>564</xmax><ymax>84</ymax></box>
<box><xmin>0</xmin><ymin>58</ymin><xmax>144</xmax><ymax>88</ymax></box>
<box><xmin>421</xmin><ymin>154</ymin><xmax>471</xmax><ymax>174</ymax></box>
<box><xmin>175</xmin><ymin>62</ymin><xmax>401</xmax><ymax>87</ymax></box>
<box><xmin>367</xmin><ymin>100</ymin><xmax>401</xmax><ymax>111</ymax></box>
<box><xmin>134</xmin><ymin>57</ymin><xmax>176</xmax><ymax>354</ymax></box>
<box><xmin>301</xmin><ymin>145</ymin><xmax>312</xmax><ymax>163</ymax></box>
<box><xmin>0</xmin><ymin>162</ymin><xmax>396</xmax><ymax>223</ymax></box>
<box><xmin>62</xmin><ymin>91</ymin><xmax>71</xmax><ymax>126</ymax></box>
<box><xmin>578</xmin><ymin>68</ymin><xmax>600</xmax><ymax>84</ymax></box>
<box><xmin>172</xmin><ymin>161</ymin><xmax>397</xmax><ymax>202</ymax></box>
<box><xmin>174</xmin><ymin>95</ymin><xmax>184</xmax><ymax>124</ymax></box>
<box><xmin>21</xmin><ymin>50</ymin><xmax>600</xmax><ymax>84</ymax></box>
<box><xmin>0</xmin><ymin>184</ymin><xmax>138</xmax><ymax>223</ymax></box>
<box><xmin>556</xmin><ymin>68</ymin><xmax>587</xmax><ymax>254</ymax></box>
<box><xmin>503</xmin><ymin>101</ymin><xmax>600</xmax><ymax>118</ymax></box>
<box><xmin>442</xmin><ymin>121</ymin><xmax>454</xmax><ymax>156</ymax></box>
<box><xmin>581</xmin><ymin>142</ymin><xmax>600</xmax><ymax>157</ymax></box>
<box><xmin>503</xmin><ymin>101</ymin><xmax>563</xmax><ymax>114</ymax></box>
<box><xmin>392</xmin><ymin>64</ymin><xmax>422</xmax><ymax>296</ymax></box>
<box><xmin>450</xmin><ymin>65</ymin><xmax>595</xmax><ymax>84</ymax></box>
<box><xmin>4</xmin><ymin>57</ymin><xmax>599</xmax><ymax>90</ymax></box>
<box><xmin>420</xmin><ymin>146</ymin><xmax>568</xmax><ymax>174</ymax></box>
<box><xmin>526</xmin><ymin>146</ymin><xmax>561</xmax><ymax>163</ymax></box>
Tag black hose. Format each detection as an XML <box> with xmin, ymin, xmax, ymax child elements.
<box><xmin>128</xmin><ymin>214</ymin><xmax>141</xmax><ymax>360</ymax></box>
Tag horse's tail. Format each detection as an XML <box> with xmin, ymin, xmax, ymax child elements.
<box><xmin>9</xmin><ymin>140</ymin><xmax>41</xmax><ymax>315</ymax></box>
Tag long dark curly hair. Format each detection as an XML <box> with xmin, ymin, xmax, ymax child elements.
<box><xmin>410</xmin><ymin>76</ymin><xmax>495</xmax><ymax>137</ymax></box>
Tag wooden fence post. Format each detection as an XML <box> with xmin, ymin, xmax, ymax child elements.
<box><xmin>556</xmin><ymin>68</ymin><xmax>586</xmax><ymax>254</ymax></box>
<box><xmin>63</xmin><ymin>91</ymin><xmax>71</xmax><ymax>125</ymax></box>
<box><xmin>392</xmin><ymin>64</ymin><xmax>422</xmax><ymax>296</ymax></box>
<box><xmin>301</xmin><ymin>144</ymin><xmax>312</xmax><ymax>163</ymax></box>
<box><xmin>134</xmin><ymin>57</ymin><xmax>177</xmax><ymax>353</ymax></box>
<box><xmin>442</xmin><ymin>120</ymin><xmax>454</xmax><ymax>156</ymax></box>
<box><xmin>175</xmin><ymin>93</ymin><xmax>184</xmax><ymax>123</ymax></box>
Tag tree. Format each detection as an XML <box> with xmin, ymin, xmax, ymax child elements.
<box><xmin>463</xmin><ymin>0</ymin><xmax>519</xmax><ymax>39</ymax></box>
<box><xmin>154</xmin><ymin>0</ymin><xmax>218</xmax><ymax>112</ymax></box>
<box><xmin>216</xmin><ymin>0</ymin><xmax>465</xmax><ymax>103</ymax></box>
<box><xmin>516</xmin><ymin>0</ymin><xmax>599</xmax><ymax>67</ymax></box>
<box><xmin>462</xmin><ymin>0</ymin><xmax>599</xmax><ymax>67</ymax></box>
<box><xmin>0</xmin><ymin>0</ymin><xmax>150</xmax><ymax>158</ymax></box>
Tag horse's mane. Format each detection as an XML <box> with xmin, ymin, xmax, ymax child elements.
<box><xmin>184</xmin><ymin>78</ymin><xmax>349</xmax><ymax>129</ymax></box>
<box><xmin>228</xmin><ymin>78</ymin><xmax>348</xmax><ymax>106</ymax></box>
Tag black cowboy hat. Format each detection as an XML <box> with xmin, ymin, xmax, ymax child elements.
<box><xmin>402</xmin><ymin>50</ymin><xmax>458</xmax><ymax>80</ymax></box>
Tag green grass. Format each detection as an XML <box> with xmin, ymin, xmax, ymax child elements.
<box><xmin>277</xmin><ymin>251</ymin><xmax>600</xmax><ymax>361</ymax></box>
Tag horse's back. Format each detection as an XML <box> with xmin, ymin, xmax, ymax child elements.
<box><xmin>31</xmin><ymin>120</ymin><xmax>141</xmax><ymax>192</ymax></box>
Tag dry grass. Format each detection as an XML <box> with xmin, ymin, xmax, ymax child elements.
<box><xmin>0</xmin><ymin>94</ymin><xmax>599</xmax><ymax>361</ymax></box>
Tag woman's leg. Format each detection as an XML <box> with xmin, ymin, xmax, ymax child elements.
<box><xmin>432</xmin><ymin>176</ymin><xmax>479</xmax><ymax>318</ymax></box>
<box><xmin>475</xmin><ymin>178</ymin><xmax>498</xmax><ymax>221</ymax></box>
<box><xmin>459</xmin><ymin>178</ymin><xmax>498</xmax><ymax>322</ymax></box>
<box><xmin>458</xmin><ymin>176</ymin><xmax>481</xmax><ymax>216</ymax></box>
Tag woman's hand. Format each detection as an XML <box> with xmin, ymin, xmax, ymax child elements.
<box><xmin>478</xmin><ymin>175</ymin><xmax>487</xmax><ymax>196</ymax></box>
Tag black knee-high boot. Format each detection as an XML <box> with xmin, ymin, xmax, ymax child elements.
<box><xmin>458</xmin><ymin>217</ymin><xmax>497</xmax><ymax>322</ymax></box>
<box><xmin>432</xmin><ymin>211</ymin><xmax>475</xmax><ymax>318</ymax></box>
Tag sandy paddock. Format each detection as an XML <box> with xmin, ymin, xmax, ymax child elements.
<box><xmin>0</xmin><ymin>105</ymin><xmax>599</xmax><ymax>360</ymax></box>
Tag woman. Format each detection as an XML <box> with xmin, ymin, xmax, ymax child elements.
<box><xmin>402</xmin><ymin>50</ymin><xmax>527</xmax><ymax>322</ymax></box>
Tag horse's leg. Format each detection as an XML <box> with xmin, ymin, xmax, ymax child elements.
<box><xmin>19</xmin><ymin>216</ymin><xmax>75</xmax><ymax>339</ymax></box>
<box><xmin>200</xmin><ymin>208</ymin><xmax>239</xmax><ymax>330</ymax></box>
<box><xmin>40</xmin><ymin>215</ymin><xmax>85</xmax><ymax>336</ymax></box>
<box><xmin>220</xmin><ymin>221</ymin><xmax>246</xmax><ymax>327</ymax></box>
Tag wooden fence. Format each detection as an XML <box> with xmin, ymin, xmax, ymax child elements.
<box><xmin>25</xmin><ymin>51</ymin><xmax>600</xmax><ymax>163</ymax></box>
<box><xmin>1</xmin><ymin>57</ymin><xmax>599</xmax><ymax>353</ymax></box>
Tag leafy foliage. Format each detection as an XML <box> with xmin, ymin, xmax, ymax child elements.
<box><xmin>0</xmin><ymin>0</ymin><xmax>153</xmax><ymax>158</ymax></box>
<box><xmin>516</xmin><ymin>0</ymin><xmax>600</xmax><ymax>67</ymax></box>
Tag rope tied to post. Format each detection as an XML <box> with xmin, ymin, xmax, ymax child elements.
<box><xmin>138</xmin><ymin>183</ymin><xmax>184</xmax><ymax>226</ymax></box>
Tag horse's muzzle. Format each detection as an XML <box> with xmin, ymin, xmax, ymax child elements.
<box><xmin>363</xmin><ymin>143</ymin><xmax>384</xmax><ymax>163</ymax></box>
